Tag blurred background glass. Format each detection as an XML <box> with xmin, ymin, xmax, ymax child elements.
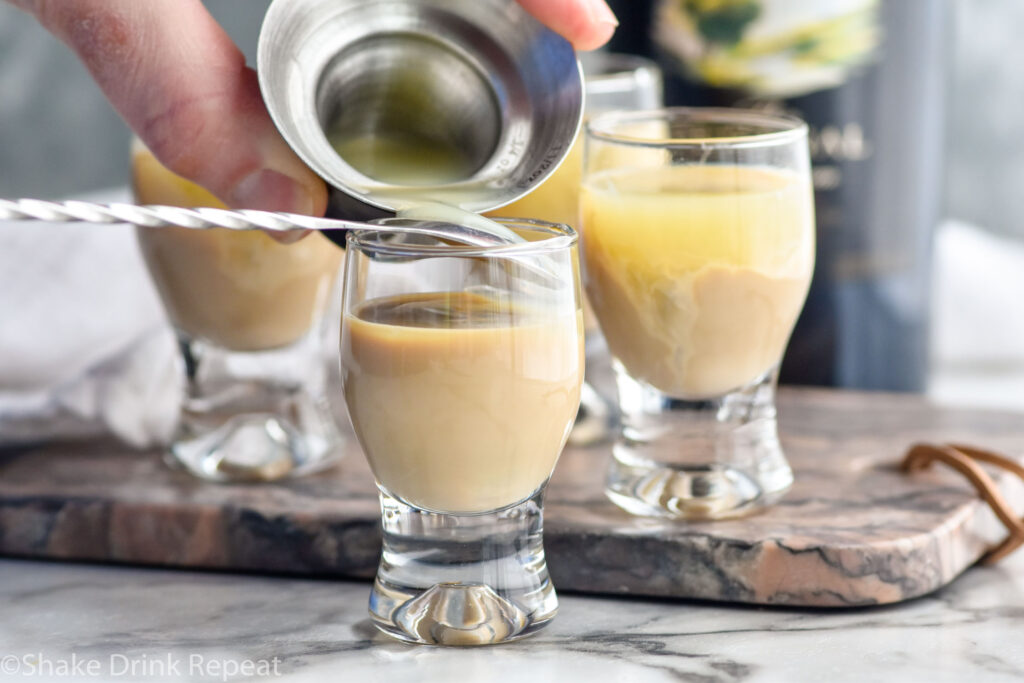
<box><xmin>130</xmin><ymin>140</ymin><xmax>345</xmax><ymax>482</ymax></box>
<box><xmin>1</xmin><ymin>0</ymin><xmax>1021</xmax><ymax>408</ymax></box>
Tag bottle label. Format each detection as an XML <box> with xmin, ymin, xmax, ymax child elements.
<box><xmin>655</xmin><ymin>0</ymin><xmax>881</xmax><ymax>98</ymax></box>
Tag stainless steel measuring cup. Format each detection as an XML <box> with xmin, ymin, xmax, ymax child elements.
<box><xmin>257</xmin><ymin>0</ymin><xmax>585</xmax><ymax>221</ymax></box>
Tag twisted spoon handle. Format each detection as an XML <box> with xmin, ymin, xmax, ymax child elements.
<box><xmin>0</xmin><ymin>198</ymin><xmax>352</xmax><ymax>234</ymax></box>
<box><xmin>0</xmin><ymin>198</ymin><xmax>514</xmax><ymax>248</ymax></box>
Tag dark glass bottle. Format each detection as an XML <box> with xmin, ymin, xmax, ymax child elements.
<box><xmin>606</xmin><ymin>0</ymin><xmax>949</xmax><ymax>391</ymax></box>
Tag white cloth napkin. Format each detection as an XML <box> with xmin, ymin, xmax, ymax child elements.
<box><xmin>0</xmin><ymin>188</ymin><xmax>180</xmax><ymax>447</ymax></box>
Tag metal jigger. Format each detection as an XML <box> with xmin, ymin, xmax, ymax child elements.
<box><xmin>257</xmin><ymin>0</ymin><xmax>585</xmax><ymax>220</ymax></box>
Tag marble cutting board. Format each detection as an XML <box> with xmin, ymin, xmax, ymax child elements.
<box><xmin>2</xmin><ymin>388</ymin><xmax>1023</xmax><ymax>608</ymax></box>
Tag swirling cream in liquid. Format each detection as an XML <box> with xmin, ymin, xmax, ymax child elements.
<box><xmin>581</xmin><ymin>164</ymin><xmax>813</xmax><ymax>399</ymax></box>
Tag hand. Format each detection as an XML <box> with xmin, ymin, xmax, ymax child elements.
<box><xmin>8</xmin><ymin>0</ymin><xmax>617</xmax><ymax>221</ymax></box>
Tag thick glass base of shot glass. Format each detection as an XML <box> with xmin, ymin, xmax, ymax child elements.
<box><xmin>369</xmin><ymin>490</ymin><xmax>557</xmax><ymax>646</ymax></box>
<box><xmin>606</xmin><ymin>365</ymin><xmax>793</xmax><ymax>520</ymax></box>
<box><xmin>168</xmin><ymin>334</ymin><xmax>344</xmax><ymax>483</ymax></box>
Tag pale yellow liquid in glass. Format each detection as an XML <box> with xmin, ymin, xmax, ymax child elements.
<box><xmin>581</xmin><ymin>164</ymin><xmax>814</xmax><ymax>399</ymax></box>
<box><xmin>131</xmin><ymin>142</ymin><xmax>344</xmax><ymax>351</ymax></box>
<box><xmin>342</xmin><ymin>292</ymin><xmax>584</xmax><ymax>513</ymax></box>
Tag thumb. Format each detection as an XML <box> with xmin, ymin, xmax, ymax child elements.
<box><xmin>516</xmin><ymin>0</ymin><xmax>618</xmax><ymax>51</ymax></box>
<box><xmin>26</xmin><ymin>0</ymin><xmax>326</xmax><ymax>216</ymax></box>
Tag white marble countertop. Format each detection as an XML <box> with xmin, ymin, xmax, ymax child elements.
<box><xmin>2</xmin><ymin>556</ymin><xmax>1022</xmax><ymax>683</ymax></box>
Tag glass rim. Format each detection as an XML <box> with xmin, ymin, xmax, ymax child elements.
<box><xmin>347</xmin><ymin>217</ymin><xmax>577</xmax><ymax>258</ymax></box>
<box><xmin>586</xmin><ymin>106</ymin><xmax>808</xmax><ymax>149</ymax></box>
<box><xmin>583</xmin><ymin>52</ymin><xmax>660</xmax><ymax>83</ymax></box>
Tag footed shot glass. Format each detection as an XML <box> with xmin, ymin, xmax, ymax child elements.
<box><xmin>581</xmin><ymin>108</ymin><xmax>815</xmax><ymax>519</ymax></box>
<box><xmin>132</xmin><ymin>141</ymin><xmax>346</xmax><ymax>482</ymax></box>
<box><xmin>340</xmin><ymin>218</ymin><xmax>583</xmax><ymax>645</ymax></box>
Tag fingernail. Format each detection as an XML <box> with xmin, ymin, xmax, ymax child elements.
<box><xmin>587</xmin><ymin>0</ymin><xmax>619</xmax><ymax>27</ymax></box>
<box><xmin>229</xmin><ymin>169</ymin><xmax>318</xmax><ymax>244</ymax></box>
<box><xmin>229</xmin><ymin>169</ymin><xmax>316</xmax><ymax>216</ymax></box>
<box><xmin>266</xmin><ymin>228</ymin><xmax>311</xmax><ymax>245</ymax></box>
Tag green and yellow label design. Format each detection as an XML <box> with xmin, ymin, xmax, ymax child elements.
<box><xmin>656</xmin><ymin>0</ymin><xmax>880</xmax><ymax>97</ymax></box>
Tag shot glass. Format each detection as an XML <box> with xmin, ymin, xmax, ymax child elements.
<box><xmin>581</xmin><ymin>108</ymin><xmax>815</xmax><ymax>519</ymax></box>
<box><xmin>489</xmin><ymin>53</ymin><xmax>663</xmax><ymax>447</ymax></box>
<box><xmin>132</xmin><ymin>141</ymin><xmax>346</xmax><ymax>482</ymax></box>
<box><xmin>340</xmin><ymin>219</ymin><xmax>583</xmax><ymax>645</ymax></box>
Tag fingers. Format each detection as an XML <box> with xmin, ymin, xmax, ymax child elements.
<box><xmin>26</xmin><ymin>0</ymin><xmax>327</xmax><ymax>217</ymax></box>
<box><xmin>517</xmin><ymin>0</ymin><xmax>618</xmax><ymax>51</ymax></box>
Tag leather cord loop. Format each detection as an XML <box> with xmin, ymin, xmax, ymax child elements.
<box><xmin>902</xmin><ymin>443</ymin><xmax>1024</xmax><ymax>565</ymax></box>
